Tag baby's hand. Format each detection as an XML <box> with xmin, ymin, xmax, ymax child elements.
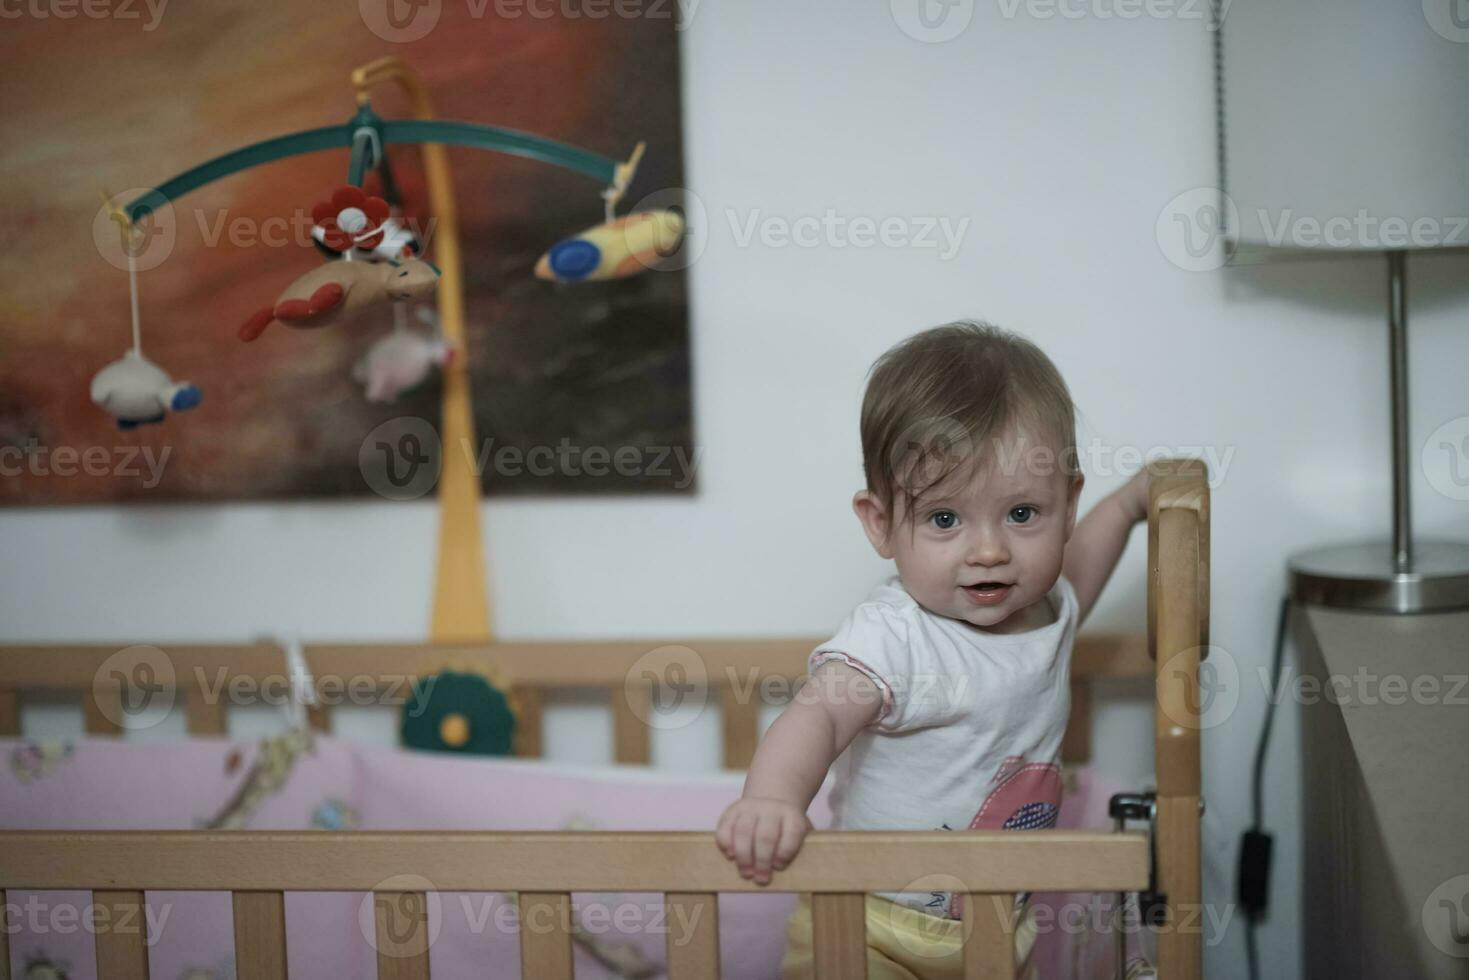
<box><xmin>1123</xmin><ymin>468</ymin><xmax>1151</xmax><ymax>524</ymax></box>
<box><xmin>715</xmin><ymin>796</ymin><xmax>812</xmax><ymax>886</ymax></box>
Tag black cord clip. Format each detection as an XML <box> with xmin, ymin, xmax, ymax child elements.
<box><xmin>1109</xmin><ymin>791</ymin><xmax>1169</xmax><ymax>927</ymax></box>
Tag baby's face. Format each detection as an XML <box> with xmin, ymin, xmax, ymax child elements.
<box><xmin>857</xmin><ymin>437</ymin><xmax>1081</xmax><ymax>634</ymax></box>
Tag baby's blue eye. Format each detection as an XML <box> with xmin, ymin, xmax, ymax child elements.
<box><xmin>930</xmin><ymin>510</ymin><xmax>959</xmax><ymax>530</ymax></box>
<box><xmin>1010</xmin><ymin>506</ymin><xmax>1035</xmax><ymax>524</ymax></box>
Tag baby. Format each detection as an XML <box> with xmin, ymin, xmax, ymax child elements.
<box><xmin>715</xmin><ymin>321</ymin><xmax>1150</xmax><ymax>978</ymax></box>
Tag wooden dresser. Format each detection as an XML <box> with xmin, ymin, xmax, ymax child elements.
<box><xmin>1294</xmin><ymin>603</ymin><xmax>1469</xmax><ymax>979</ymax></box>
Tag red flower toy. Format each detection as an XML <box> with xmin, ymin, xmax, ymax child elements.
<box><xmin>312</xmin><ymin>185</ymin><xmax>391</xmax><ymax>254</ymax></box>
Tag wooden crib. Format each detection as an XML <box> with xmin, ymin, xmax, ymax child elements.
<box><xmin>0</xmin><ymin>460</ymin><xmax>1209</xmax><ymax>980</ymax></box>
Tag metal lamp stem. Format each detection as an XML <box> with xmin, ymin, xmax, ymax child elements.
<box><xmin>1388</xmin><ymin>250</ymin><xmax>1411</xmax><ymax>573</ymax></box>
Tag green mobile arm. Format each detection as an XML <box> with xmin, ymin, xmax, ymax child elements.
<box><xmin>124</xmin><ymin>105</ymin><xmax>619</xmax><ymax>225</ymax></box>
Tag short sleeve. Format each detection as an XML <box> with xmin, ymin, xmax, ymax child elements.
<box><xmin>809</xmin><ymin>604</ymin><xmax>936</xmax><ymax>733</ymax></box>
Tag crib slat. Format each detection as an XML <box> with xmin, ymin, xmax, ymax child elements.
<box><xmin>512</xmin><ymin>686</ymin><xmax>543</xmax><ymax>758</ymax></box>
<box><xmin>720</xmin><ymin>684</ymin><xmax>759</xmax><ymax>770</ymax></box>
<box><xmin>518</xmin><ymin>891</ymin><xmax>573</xmax><ymax>979</ymax></box>
<box><xmin>961</xmin><ymin>893</ymin><xmax>1016</xmax><ymax>980</ymax></box>
<box><xmin>0</xmin><ymin>888</ymin><xmax>11</xmax><ymax>980</ymax></box>
<box><xmin>308</xmin><ymin>701</ymin><xmax>332</xmax><ymax>733</ymax></box>
<box><xmin>233</xmin><ymin>891</ymin><xmax>288</xmax><ymax>980</ymax></box>
<box><xmin>84</xmin><ymin>686</ymin><xmax>124</xmax><ymax>736</ymax></box>
<box><xmin>665</xmin><ymin>892</ymin><xmax>720</xmax><ymax>978</ymax></box>
<box><xmin>94</xmin><ymin>889</ymin><xmax>150</xmax><ymax>979</ymax></box>
<box><xmin>186</xmin><ymin>692</ymin><xmax>227</xmax><ymax>736</ymax></box>
<box><xmin>0</xmin><ymin>688</ymin><xmax>18</xmax><ymax>736</ymax></box>
<box><xmin>810</xmin><ymin>893</ymin><xmax>865</xmax><ymax>980</ymax></box>
<box><xmin>374</xmin><ymin>892</ymin><xmax>432</xmax><ymax>979</ymax></box>
<box><xmin>613</xmin><ymin>684</ymin><xmax>651</xmax><ymax>764</ymax></box>
<box><xmin>1060</xmin><ymin>676</ymin><xmax>1091</xmax><ymax>764</ymax></box>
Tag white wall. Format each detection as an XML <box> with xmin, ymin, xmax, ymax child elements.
<box><xmin>5</xmin><ymin>3</ymin><xmax>1469</xmax><ymax>978</ymax></box>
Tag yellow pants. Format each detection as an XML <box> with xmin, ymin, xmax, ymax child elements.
<box><xmin>779</xmin><ymin>893</ymin><xmax>1038</xmax><ymax>980</ymax></box>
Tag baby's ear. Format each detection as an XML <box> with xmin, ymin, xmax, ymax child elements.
<box><xmin>1064</xmin><ymin>473</ymin><xmax>1084</xmax><ymax>540</ymax></box>
<box><xmin>852</xmin><ymin>490</ymin><xmax>895</xmax><ymax>559</ymax></box>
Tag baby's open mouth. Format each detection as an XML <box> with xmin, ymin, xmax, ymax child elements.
<box><xmin>961</xmin><ymin>582</ymin><xmax>1013</xmax><ymax>606</ymax></box>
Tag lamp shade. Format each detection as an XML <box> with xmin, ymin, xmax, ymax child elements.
<box><xmin>1222</xmin><ymin>0</ymin><xmax>1469</xmax><ymax>251</ymax></box>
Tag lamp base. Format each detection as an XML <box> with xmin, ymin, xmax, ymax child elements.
<box><xmin>1289</xmin><ymin>540</ymin><xmax>1469</xmax><ymax>613</ymax></box>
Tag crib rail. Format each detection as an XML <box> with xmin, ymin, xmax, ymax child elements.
<box><xmin>0</xmin><ymin>634</ymin><xmax>1152</xmax><ymax>767</ymax></box>
<box><xmin>0</xmin><ymin>829</ymin><xmax>1148</xmax><ymax>980</ymax></box>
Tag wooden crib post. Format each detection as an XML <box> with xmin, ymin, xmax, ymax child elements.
<box><xmin>720</xmin><ymin>683</ymin><xmax>760</xmax><ymax>770</ymax></box>
<box><xmin>185</xmin><ymin>692</ymin><xmax>227</xmax><ymax>736</ymax></box>
<box><xmin>84</xmin><ymin>684</ymin><xmax>125</xmax><ymax>736</ymax></box>
<box><xmin>512</xmin><ymin>686</ymin><xmax>544</xmax><ymax>758</ymax></box>
<box><xmin>232</xmin><ymin>891</ymin><xmax>288</xmax><ymax>980</ymax></box>
<box><xmin>665</xmin><ymin>892</ymin><xmax>721</xmax><ymax>977</ymax></box>
<box><xmin>962</xmin><ymin>893</ymin><xmax>1017</xmax><ymax>980</ymax></box>
<box><xmin>93</xmin><ymin>889</ymin><xmax>149</xmax><ymax>979</ymax></box>
<box><xmin>810</xmin><ymin>893</ymin><xmax>866</xmax><ymax>979</ymax></box>
<box><xmin>1149</xmin><ymin>460</ymin><xmax>1208</xmax><ymax>980</ymax></box>
<box><xmin>517</xmin><ymin>892</ymin><xmax>574</xmax><ymax>979</ymax></box>
<box><xmin>373</xmin><ymin>891</ymin><xmax>432</xmax><ymax>980</ymax></box>
<box><xmin>614</xmin><ymin>682</ymin><xmax>652</xmax><ymax>764</ymax></box>
<box><xmin>0</xmin><ymin>688</ymin><xmax>18</xmax><ymax>736</ymax></box>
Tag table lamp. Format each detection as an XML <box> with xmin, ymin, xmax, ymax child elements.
<box><xmin>1218</xmin><ymin>0</ymin><xmax>1469</xmax><ymax>613</ymax></box>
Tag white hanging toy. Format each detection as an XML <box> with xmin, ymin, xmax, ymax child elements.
<box><xmin>91</xmin><ymin>194</ymin><xmax>202</xmax><ymax>429</ymax></box>
<box><xmin>353</xmin><ymin>305</ymin><xmax>455</xmax><ymax>404</ymax></box>
<box><xmin>91</xmin><ymin>351</ymin><xmax>202</xmax><ymax>430</ymax></box>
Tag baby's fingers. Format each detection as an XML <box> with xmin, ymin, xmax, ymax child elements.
<box><xmin>750</xmin><ymin>818</ymin><xmax>783</xmax><ymax>884</ymax></box>
<box><xmin>772</xmin><ymin>814</ymin><xmax>809</xmax><ymax>871</ymax></box>
<box><xmin>715</xmin><ymin>809</ymin><xmax>736</xmax><ymax>857</ymax></box>
<box><xmin>731</xmin><ymin>811</ymin><xmax>758</xmax><ymax>876</ymax></box>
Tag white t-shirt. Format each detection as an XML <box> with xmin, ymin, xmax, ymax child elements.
<box><xmin>810</xmin><ymin>573</ymin><xmax>1078</xmax><ymax>919</ymax></box>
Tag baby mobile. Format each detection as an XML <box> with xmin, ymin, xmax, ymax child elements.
<box><xmin>92</xmin><ymin>58</ymin><xmax>684</xmax><ymax>427</ymax></box>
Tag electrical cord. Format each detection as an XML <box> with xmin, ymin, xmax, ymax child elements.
<box><xmin>1241</xmin><ymin>594</ymin><xmax>1290</xmax><ymax>980</ymax></box>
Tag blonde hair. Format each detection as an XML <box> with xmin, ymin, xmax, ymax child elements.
<box><xmin>860</xmin><ymin>320</ymin><xmax>1079</xmax><ymax>525</ymax></box>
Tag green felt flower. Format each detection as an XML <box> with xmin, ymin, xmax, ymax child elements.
<box><xmin>400</xmin><ymin>670</ymin><xmax>516</xmax><ymax>756</ymax></box>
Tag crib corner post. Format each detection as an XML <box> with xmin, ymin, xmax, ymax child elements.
<box><xmin>1148</xmin><ymin>458</ymin><xmax>1209</xmax><ymax>980</ymax></box>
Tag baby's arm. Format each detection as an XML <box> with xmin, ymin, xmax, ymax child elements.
<box><xmin>1061</xmin><ymin>468</ymin><xmax>1151</xmax><ymax>626</ymax></box>
<box><xmin>715</xmin><ymin>660</ymin><xmax>882</xmax><ymax>885</ymax></box>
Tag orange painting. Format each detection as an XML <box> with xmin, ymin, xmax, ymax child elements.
<box><xmin>0</xmin><ymin>0</ymin><xmax>692</xmax><ymax>504</ymax></box>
